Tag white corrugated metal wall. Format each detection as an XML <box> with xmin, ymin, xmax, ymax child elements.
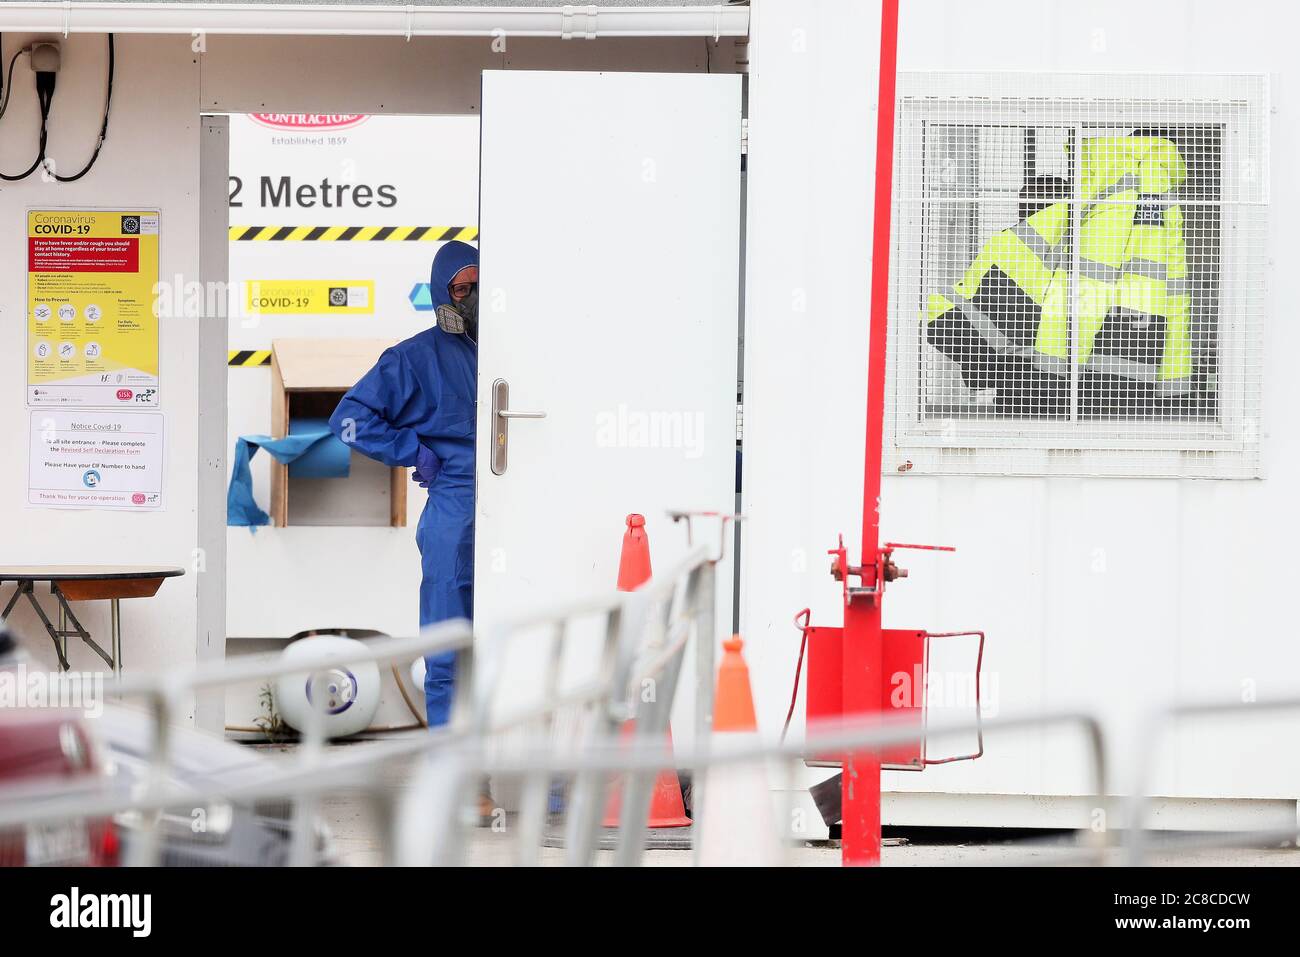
<box><xmin>741</xmin><ymin>0</ymin><xmax>1296</xmax><ymax>833</ymax></box>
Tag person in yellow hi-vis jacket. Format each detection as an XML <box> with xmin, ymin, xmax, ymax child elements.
<box><xmin>925</xmin><ymin>134</ymin><xmax>1197</xmax><ymax>418</ymax></box>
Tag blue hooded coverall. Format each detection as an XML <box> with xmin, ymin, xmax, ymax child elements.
<box><xmin>329</xmin><ymin>241</ymin><xmax>478</xmax><ymax>727</ymax></box>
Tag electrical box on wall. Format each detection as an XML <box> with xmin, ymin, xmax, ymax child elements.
<box><xmin>269</xmin><ymin>338</ymin><xmax>407</xmax><ymax>528</ymax></box>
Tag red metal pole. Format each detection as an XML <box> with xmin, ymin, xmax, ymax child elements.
<box><xmin>840</xmin><ymin>600</ymin><xmax>884</xmax><ymax>865</ymax></box>
<box><xmin>841</xmin><ymin>0</ymin><xmax>900</xmax><ymax>868</ymax></box>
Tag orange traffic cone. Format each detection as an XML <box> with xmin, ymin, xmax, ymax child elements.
<box><xmin>713</xmin><ymin>635</ymin><xmax>759</xmax><ymax>731</ymax></box>
<box><xmin>602</xmin><ymin>514</ymin><xmax>691</xmax><ymax>833</ymax></box>
<box><xmin>697</xmin><ymin>636</ymin><xmax>782</xmax><ymax>865</ymax></box>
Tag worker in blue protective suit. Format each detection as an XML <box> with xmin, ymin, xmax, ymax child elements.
<box><xmin>329</xmin><ymin>241</ymin><xmax>479</xmax><ymax>739</ymax></box>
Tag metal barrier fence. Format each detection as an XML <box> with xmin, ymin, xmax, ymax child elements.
<box><xmin>0</xmin><ymin>624</ymin><xmax>475</xmax><ymax>866</ymax></box>
<box><xmin>3</xmin><ymin>532</ymin><xmax>1300</xmax><ymax>865</ymax></box>
<box><xmin>392</xmin><ymin>708</ymin><xmax>1111</xmax><ymax>866</ymax></box>
<box><xmin>3</xmin><ymin>664</ymin><xmax>1299</xmax><ymax>865</ymax></box>
<box><xmin>1124</xmin><ymin>696</ymin><xmax>1300</xmax><ymax>866</ymax></box>
<box><xmin>0</xmin><ymin>518</ymin><xmax>732</xmax><ymax>867</ymax></box>
<box><xmin>404</xmin><ymin>538</ymin><xmax>723</xmax><ymax>866</ymax></box>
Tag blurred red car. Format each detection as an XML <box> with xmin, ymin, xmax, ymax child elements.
<box><xmin>0</xmin><ymin>710</ymin><xmax>120</xmax><ymax>866</ymax></box>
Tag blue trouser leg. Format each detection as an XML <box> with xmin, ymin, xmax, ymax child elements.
<box><xmin>420</xmin><ymin>574</ymin><xmax>473</xmax><ymax>727</ymax></box>
<box><xmin>423</xmin><ymin>649</ymin><xmax>458</xmax><ymax>727</ymax></box>
<box><xmin>417</xmin><ymin>491</ymin><xmax>474</xmax><ymax>728</ymax></box>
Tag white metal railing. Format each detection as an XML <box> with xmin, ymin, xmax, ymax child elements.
<box><xmin>0</xmin><ymin>622</ymin><xmax>475</xmax><ymax>866</ymax></box>
<box><xmin>392</xmin><ymin>707</ymin><xmax>1111</xmax><ymax>867</ymax></box>
<box><xmin>0</xmin><ymin>513</ymin><xmax>735</xmax><ymax>867</ymax></box>
<box><xmin>7</xmin><ymin>655</ymin><xmax>1300</xmax><ymax>865</ymax></box>
<box><xmin>396</xmin><ymin>536</ymin><xmax>724</xmax><ymax>866</ymax></box>
<box><xmin>5</xmin><ymin>525</ymin><xmax>1300</xmax><ymax>865</ymax></box>
<box><xmin>0</xmin><ymin>700</ymin><xmax>1115</xmax><ymax>867</ymax></box>
<box><xmin>1124</xmin><ymin>695</ymin><xmax>1300</xmax><ymax>866</ymax></box>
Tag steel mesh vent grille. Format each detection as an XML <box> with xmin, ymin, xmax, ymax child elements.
<box><xmin>887</xmin><ymin>73</ymin><xmax>1269</xmax><ymax>478</ymax></box>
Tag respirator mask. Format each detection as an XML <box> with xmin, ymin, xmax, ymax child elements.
<box><xmin>436</xmin><ymin>285</ymin><xmax>478</xmax><ymax>339</ymax></box>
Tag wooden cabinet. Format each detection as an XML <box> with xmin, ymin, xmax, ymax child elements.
<box><xmin>269</xmin><ymin>338</ymin><xmax>407</xmax><ymax>528</ymax></box>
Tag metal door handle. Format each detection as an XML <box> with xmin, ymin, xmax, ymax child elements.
<box><xmin>490</xmin><ymin>378</ymin><xmax>545</xmax><ymax>475</ymax></box>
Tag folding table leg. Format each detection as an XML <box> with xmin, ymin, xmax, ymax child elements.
<box><xmin>57</xmin><ymin>601</ymin><xmax>68</xmax><ymax>668</ymax></box>
<box><xmin>50</xmin><ymin>585</ymin><xmax>113</xmax><ymax>672</ymax></box>
<box><xmin>22</xmin><ymin>584</ymin><xmax>71</xmax><ymax>671</ymax></box>
<box><xmin>111</xmin><ymin>598</ymin><xmax>122</xmax><ymax>679</ymax></box>
<box><xmin>1</xmin><ymin>583</ymin><xmax>24</xmax><ymax>620</ymax></box>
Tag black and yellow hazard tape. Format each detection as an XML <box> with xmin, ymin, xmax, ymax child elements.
<box><xmin>228</xmin><ymin>350</ymin><xmax>272</xmax><ymax>367</ymax></box>
<box><xmin>228</xmin><ymin>225</ymin><xmax>478</xmax><ymax>242</ymax></box>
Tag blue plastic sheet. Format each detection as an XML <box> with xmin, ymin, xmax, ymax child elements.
<box><xmin>227</xmin><ymin>417</ymin><xmax>352</xmax><ymax>527</ymax></box>
<box><xmin>286</xmin><ymin>417</ymin><xmax>352</xmax><ymax>479</ymax></box>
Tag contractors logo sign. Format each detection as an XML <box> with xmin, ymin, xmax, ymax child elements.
<box><xmin>249</xmin><ymin>114</ymin><xmax>368</xmax><ymax>131</ymax></box>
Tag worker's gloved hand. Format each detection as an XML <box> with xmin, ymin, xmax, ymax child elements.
<box><xmin>413</xmin><ymin>444</ymin><xmax>439</xmax><ymax>489</ymax></box>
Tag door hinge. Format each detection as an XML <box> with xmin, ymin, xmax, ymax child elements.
<box><xmin>741</xmin><ymin>117</ymin><xmax>749</xmax><ymax>156</ymax></box>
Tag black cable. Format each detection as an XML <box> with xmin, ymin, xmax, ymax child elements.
<box><xmin>0</xmin><ymin>66</ymin><xmax>46</xmax><ymax>181</ymax></box>
<box><xmin>0</xmin><ymin>34</ymin><xmax>114</xmax><ymax>182</ymax></box>
<box><xmin>0</xmin><ymin>47</ymin><xmax>21</xmax><ymax>121</ymax></box>
<box><xmin>0</xmin><ymin>44</ymin><xmax>46</xmax><ymax>181</ymax></box>
<box><xmin>50</xmin><ymin>33</ymin><xmax>114</xmax><ymax>182</ymax></box>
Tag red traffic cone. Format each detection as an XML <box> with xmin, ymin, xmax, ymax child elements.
<box><xmin>603</xmin><ymin>513</ymin><xmax>691</xmax><ymax>832</ymax></box>
<box><xmin>617</xmin><ymin>513</ymin><xmax>653</xmax><ymax>591</ymax></box>
<box><xmin>601</xmin><ymin>724</ymin><xmax>692</xmax><ymax>829</ymax></box>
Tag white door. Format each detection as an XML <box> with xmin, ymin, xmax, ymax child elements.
<box><xmin>475</xmin><ymin>70</ymin><xmax>741</xmax><ymax>737</ymax></box>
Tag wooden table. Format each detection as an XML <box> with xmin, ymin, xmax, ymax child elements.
<box><xmin>0</xmin><ymin>565</ymin><xmax>185</xmax><ymax>677</ymax></box>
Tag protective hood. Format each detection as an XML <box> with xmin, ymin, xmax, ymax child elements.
<box><xmin>429</xmin><ymin>240</ymin><xmax>479</xmax><ymax>310</ymax></box>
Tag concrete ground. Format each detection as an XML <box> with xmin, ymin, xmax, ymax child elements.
<box><xmin>252</xmin><ymin>738</ymin><xmax>1300</xmax><ymax>867</ymax></box>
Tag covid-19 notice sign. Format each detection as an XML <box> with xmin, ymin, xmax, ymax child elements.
<box><xmin>28</xmin><ymin>410</ymin><xmax>164</xmax><ymax>510</ymax></box>
<box><xmin>27</xmin><ymin>209</ymin><xmax>160</xmax><ymax>408</ymax></box>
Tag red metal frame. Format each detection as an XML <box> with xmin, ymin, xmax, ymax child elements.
<box><xmin>806</xmin><ymin>624</ymin><xmax>928</xmax><ymax>769</ymax></box>
<box><xmin>822</xmin><ymin>0</ymin><xmax>982</xmax><ymax>867</ymax></box>
<box><xmin>791</xmin><ymin>616</ymin><xmax>985</xmax><ymax>768</ymax></box>
<box><xmin>921</xmin><ymin>631</ymin><xmax>986</xmax><ymax>765</ymax></box>
<box><xmin>839</xmin><ymin>0</ymin><xmax>902</xmax><ymax>868</ymax></box>
<box><xmin>782</xmin><ymin>0</ymin><xmax>984</xmax><ymax>868</ymax></box>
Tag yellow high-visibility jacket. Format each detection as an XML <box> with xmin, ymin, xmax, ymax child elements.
<box><xmin>926</xmin><ymin>136</ymin><xmax>1193</xmax><ymax>396</ymax></box>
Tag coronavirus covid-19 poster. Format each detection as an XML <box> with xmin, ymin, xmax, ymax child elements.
<box><xmin>27</xmin><ymin>209</ymin><xmax>160</xmax><ymax>408</ymax></box>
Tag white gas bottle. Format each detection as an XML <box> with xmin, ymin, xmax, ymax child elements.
<box><xmin>275</xmin><ymin>634</ymin><xmax>381</xmax><ymax>738</ymax></box>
